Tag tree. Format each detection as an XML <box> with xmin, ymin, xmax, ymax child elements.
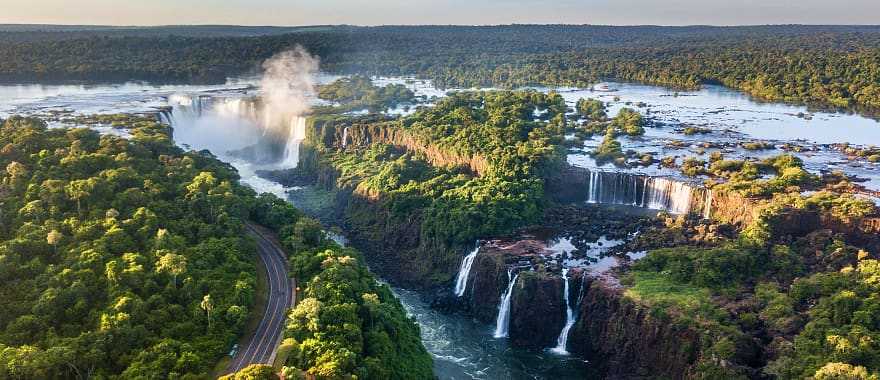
<box><xmin>65</xmin><ymin>179</ymin><xmax>95</xmax><ymax>214</ymax></box>
<box><xmin>155</xmin><ymin>251</ymin><xmax>187</xmax><ymax>288</ymax></box>
<box><xmin>814</xmin><ymin>362</ymin><xmax>879</xmax><ymax>380</ymax></box>
<box><xmin>46</xmin><ymin>230</ymin><xmax>62</xmax><ymax>254</ymax></box>
<box><xmin>200</xmin><ymin>295</ymin><xmax>214</xmax><ymax>330</ymax></box>
<box><xmin>219</xmin><ymin>364</ymin><xmax>278</xmax><ymax>380</ymax></box>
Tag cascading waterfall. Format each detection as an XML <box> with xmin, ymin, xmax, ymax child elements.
<box><xmin>585</xmin><ymin>170</ymin><xmax>707</xmax><ymax>216</ymax></box>
<box><xmin>281</xmin><ymin>115</ymin><xmax>307</xmax><ymax>167</ymax></box>
<box><xmin>703</xmin><ymin>189</ymin><xmax>713</xmax><ymax>219</ymax></box>
<box><xmin>587</xmin><ymin>171</ymin><xmax>600</xmax><ymax>204</ymax></box>
<box><xmin>453</xmin><ymin>244</ymin><xmax>480</xmax><ymax>297</ymax></box>
<box><xmin>493</xmin><ymin>270</ymin><xmax>519</xmax><ymax>339</ymax></box>
<box><xmin>550</xmin><ymin>268</ymin><xmax>576</xmax><ymax>355</ymax></box>
<box><xmin>165</xmin><ymin>94</ymin><xmax>212</xmax><ymax>126</ymax></box>
<box><xmin>342</xmin><ymin>126</ymin><xmax>350</xmax><ymax>148</ymax></box>
<box><xmin>165</xmin><ymin>92</ymin><xmax>310</xmax><ymax>167</ymax></box>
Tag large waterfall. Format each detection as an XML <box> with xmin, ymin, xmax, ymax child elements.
<box><xmin>164</xmin><ymin>93</ymin><xmax>309</xmax><ymax>168</ymax></box>
<box><xmin>586</xmin><ymin>170</ymin><xmax>710</xmax><ymax>216</ymax></box>
<box><xmin>494</xmin><ymin>270</ymin><xmax>519</xmax><ymax>339</ymax></box>
<box><xmin>550</xmin><ymin>268</ymin><xmax>575</xmax><ymax>355</ymax></box>
<box><xmin>454</xmin><ymin>245</ymin><xmax>480</xmax><ymax>297</ymax></box>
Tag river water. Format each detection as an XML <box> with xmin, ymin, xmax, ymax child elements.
<box><xmin>1</xmin><ymin>75</ymin><xmax>879</xmax><ymax>379</ymax></box>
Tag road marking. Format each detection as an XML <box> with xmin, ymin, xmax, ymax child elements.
<box><xmin>229</xmin><ymin>225</ymin><xmax>278</xmax><ymax>372</ymax></box>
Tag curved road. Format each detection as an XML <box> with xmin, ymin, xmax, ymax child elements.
<box><xmin>227</xmin><ymin>223</ymin><xmax>294</xmax><ymax>373</ymax></box>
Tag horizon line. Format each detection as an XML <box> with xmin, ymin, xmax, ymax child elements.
<box><xmin>2</xmin><ymin>22</ymin><xmax>880</xmax><ymax>29</ymax></box>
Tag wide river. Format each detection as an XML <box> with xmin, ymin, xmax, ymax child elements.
<box><xmin>1</xmin><ymin>76</ymin><xmax>879</xmax><ymax>379</ymax></box>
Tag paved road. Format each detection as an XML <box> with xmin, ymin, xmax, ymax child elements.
<box><xmin>227</xmin><ymin>223</ymin><xmax>294</xmax><ymax>373</ymax></box>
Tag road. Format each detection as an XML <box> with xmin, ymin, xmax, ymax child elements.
<box><xmin>226</xmin><ymin>223</ymin><xmax>295</xmax><ymax>373</ymax></box>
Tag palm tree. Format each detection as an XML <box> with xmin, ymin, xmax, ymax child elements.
<box><xmin>201</xmin><ymin>295</ymin><xmax>214</xmax><ymax>330</ymax></box>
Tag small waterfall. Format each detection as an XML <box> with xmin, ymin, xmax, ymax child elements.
<box><xmin>453</xmin><ymin>244</ymin><xmax>480</xmax><ymax>297</ymax></box>
<box><xmin>342</xmin><ymin>127</ymin><xmax>350</xmax><ymax>148</ymax></box>
<box><xmin>157</xmin><ymin>109</ymin><xmax>173</xmax><ymax>125</ymax></box>
<box><xmin>587</xmin><ymin>171</ymin><xmax>599</xmax><ymax>203</ymax></box>
<box><xmin>550</xmin><ymin>268</ymin><xmax>575</xmax><ymax>355</ymax></box>
<box><xmin>703</xmin><ymin>189</ymin><xmax>713</xmax><ymax>219</ymax></box>
<box><xmin>493</xmin><ymin>270</ymin><xmax>519</xmax><ymax>339</ymax></box>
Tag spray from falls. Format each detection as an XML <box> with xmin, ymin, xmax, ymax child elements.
<box><xmin>494</xmin><ymin>270</ymin><xmax>519</xmax><ymax>339</ymax></box>
<box><xmin>260</xmin><ymin>48</ymin><xmax>319</xmax><ymax>168</ymax></box>
<box><xmin>164</xmin><ymin>46</ymin><xmax>318</xmax><ymax>168</ymax></box>
<box><xmin>550</xmin><ymin>268</ymin><xmax>576</xmax><ymax>355</ymax></box>
<box><xmin>454</xmin><ymin>244</ymin><xmax>480</xmax><ymax>297</ymax></box>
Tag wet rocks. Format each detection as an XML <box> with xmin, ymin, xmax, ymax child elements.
<box><xmin>509</xmin><ymin>271</ymin><xmax>566</xmax><ymax>349</ymax></box>
<box><xmin>465</xmin><ymin>251</ymin><xmax>510</xmax><ymax>322</ymax></box>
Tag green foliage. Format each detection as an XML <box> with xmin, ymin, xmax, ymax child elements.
<box><xmin>313</xmin><ymin>91</ymin><xmax>565</xmax><ymax>255</ymax></box>
<box><xmin>251</xmin><ymin>196</ymin><xmax>433</xmax><ymax>379</ymax></box>
<box><xmin>591</xmin><ymin>129</ymin><xmax>624</xmax><ymax>163</ymax></box>
<box><xmin>710</xmin><ymin>154</ymin><xmax>819</xmax><ymax>198</ymax></box>
<box><xmin>633</xmin><ymin>245</ymin><xmax>760</xmax><ymax>293</ymax></box>
<box><xmin>0</xmin><ymin>117</ymin><xmax>266</xmax><ymax>378</ymax></box>
<box><xmin>317</xmin><ymin>75</ymin><xmax>416</xmax><ymax>112</ymax></box>
<box><xmin>257</xmin><ymin>201</ymin><xmax>433</xmax><ymax>379</ymax></box>
<box><xmin>220</xmin><ymin>364</ymin><xmax>279</xmax><ymax>380</ymax></box>
<box><xmin>608</xmin><ymin>107</ymin><xmax>645</xmax><ymax>136</ymax></box>
<box><xmin>575</xmin><ymin>98</ymin><xmax>606</xmax><ymax>120</ymax></box>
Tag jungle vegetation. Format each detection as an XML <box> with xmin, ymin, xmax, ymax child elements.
<box><xmin>0</xmin><ymin>116</ymin><xmax>431</xmax><ymax>379</ymax></box>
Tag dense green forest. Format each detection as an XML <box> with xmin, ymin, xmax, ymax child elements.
<box><xmin>311</xmin><ymin>89</ymin><xmax>566</xmax><ymax>249</ymax></box>
<box><xmin>245</xmin><ymin>197</ymin><xmax>433</xmax><ymax>379</ymax></box>
<box><xmin>1</xmin><ymin>25</ymin><xmax>879</xmax><ymax>111</ymax></box>
<box><xmin>0</xmin><ymin>116</ymin><xmax>431</xmax><ymax>379</ymax></box>
<box><xmin>616</xmin><ymin>152</ymin><xmax>880</xmax><ymax>378</ymax></box>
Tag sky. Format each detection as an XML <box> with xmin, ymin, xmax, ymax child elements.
<box><xmin>1</xmin><ymin>0</ymin><xmax>879</xmax><ymax>26</ymax></box>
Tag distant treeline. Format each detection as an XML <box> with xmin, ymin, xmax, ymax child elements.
<box><xmin>1</xmin><ymin>25</ymin><xmax>880</xmax><ymax>110</ymax></box>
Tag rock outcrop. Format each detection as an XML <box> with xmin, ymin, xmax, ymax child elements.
<box><xmin>509</xmin><ymin>271</ymin><xmax>566</xmax><ymax>349</ymax></box>
<box><xmin>568</xmin><ymin>278</ymin><xmax>703</xmax><ymax>379</ymax></box>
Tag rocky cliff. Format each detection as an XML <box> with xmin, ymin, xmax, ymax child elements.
<box><xmin>509</xmin><ymin>271</ymin><xmax>566</xmax><ymax>349</ymax></box>
<box><xmin>568</xmin><ymin>278</ymin><xmax>703</xmax><ymax>379</ymax></box>
<box><xmin>462</xmin><ymin>251</ymin><xmax>509</xmax><ymax>322</ymax></box>
<box><xmin>307</xmin><ymin>115</ymin><xmax>489</xmax><ymax>176</ymax></box>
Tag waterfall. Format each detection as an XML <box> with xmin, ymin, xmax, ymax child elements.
<box><xmin>585</xmin><ymin>170</ymin><xmax>707</xmax><ymax>215</ymax></box>
<box><xmin>577</xmin><ymin>271</ymin><xmax>588</xmax><ymax>304</ymax></box>
<box><xmin>703</xmin><ymin>189</ymin><xmax>713</xmax><ymax>219</ymax></box>
<box><xmin>281</xmin><ymin>115</ymin><xmax>307</xmax><ymax>168</ymax></box>
<box><xmin>550</xmin><ymin>268</ymin><xmax>575</xmax><ymax>355</ymax></box>
<box><xmin>342</xmin><ymin>127</ymin><xmax>350</xmax><ymax>148</ymax></box>
<box><xmin>157</xmin><ymin>109</ymin><xmax>173</xmax><ymax>125</ymax></box>
<box><xmin>587</xmin><ymin>171</ymin><xmax>599</xmax><ymax>203</ymax></box>
<box><xmin>453</xmin><ymin>245</ymin><xmax>480</xmax><ymax>297</ymax></box>
<box><xmin>493</xmin><ymin>270</ymin><xmax>519</xmax><ymax>339</ymax></box>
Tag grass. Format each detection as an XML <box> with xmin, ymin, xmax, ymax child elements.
<box><xmin>623</xmin><ymin>271</ymin><xmax>713</xmax><ymax>311</ymax></box>
<box><xmin>210</xmin><ymin>238</ymin><xmax>270</xmax><ymax>377</ymax></box>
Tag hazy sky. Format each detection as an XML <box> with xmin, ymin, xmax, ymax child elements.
<box><xmin>2</xmin><ymin>0</ymin><xmax>879</xmax><ymax>26</ymax></box>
